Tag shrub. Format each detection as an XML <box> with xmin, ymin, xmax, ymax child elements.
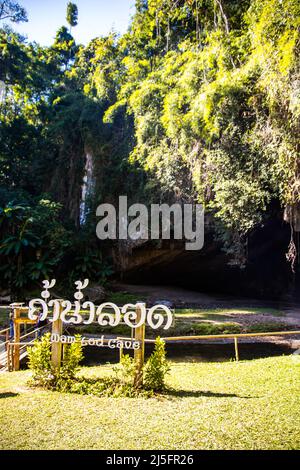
<box><xmin>68</xmin><ymin>356</ymin><xmax>152</xmax><ymax>398</ymax></box>
<box><xmin>144</xmin><ymin>337</ymin><xmax>170</xmax><ymax>392</ymax></box>
<box><xmin>28</xmin><ymin>335</ymin><xmax>169</xmax><ymax>397</ymax></box>
<box><xmin>28</xmin><ymin>334</ymin><xmax>83</xmax><ymax>391</ymax></box>
<box><xmin>60</xmin><ymin>335</ymin><xmax>84</xmax><ymax>379</ymax></box>
<box><xmin>27</xmin><ymin>333</ymin><xmax>56</xmax><ymax>389</ymax></box>
<box><xmin>56</xmin><ymin>336</ymin><xmax>84</xmax><ymax>392</ymax></box>
<box><xmin>113</xmin><ymin>354</ymin><xmax>136</xmax><ymax>387</ymax></box>
<box><xmin>246</xmin><ymin>322</ymin><xmax>288</xmax><ymax>333</ymax></box>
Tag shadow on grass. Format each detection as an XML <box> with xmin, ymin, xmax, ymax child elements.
<box><xmin>0</xmin><ymin>392</ymin><xmax>19</xmax><ymax>399</ymax></box>
<box><xmin>165</xmin><ymin>389</ymin><xmax>256</xmax><ymax>399</ymax></box>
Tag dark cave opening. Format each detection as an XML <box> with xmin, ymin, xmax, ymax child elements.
<box><xmin>120</xmin><ymin>215</ymin><xmax>299</xmax><ymax>302</ymax></box>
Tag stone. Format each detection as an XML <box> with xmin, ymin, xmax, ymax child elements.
<box><xmin>83</xmin><ymin>285</ymin><xmax>106</xmax><ymax>304</ymax></box>
<box><xmin>153</xmin><ymin>299</ymin><xmax>174</xmax><ymax>309</ymax></box>
<box><xmin>0</xmin><ymin>295</ymin><xmax>11</xmax><ymax>304</ymax></box>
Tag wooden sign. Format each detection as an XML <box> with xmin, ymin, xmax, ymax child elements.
<box><xmin>51</xmin><ymin>333</ymin><xmax>141</xmax><ymax>350</ymax></box>
<box><xmin>27</xmin><ymin>280</ymin><xmax>173</xmax><ymax>330</ymax></box>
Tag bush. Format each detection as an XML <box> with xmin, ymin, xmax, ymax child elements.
<box><xmin>27</xmin><ymin>333</ymin><xmax>56</xmax><ymax>389</ymax></box>
<box><xmin>27</xmin><ymin>337</ymin><xmax>149</xmax><ymax>397</ymax></box>
<box><xmin>246</xmin><ymin>322</ymin><xmax>289</xmax><ymax>333</ymax></box>
<box><xmin>60</xmin><ymin>336</ymin><xmax>84</xmax><ymax>379</ymax></box>
<box><xmin>68</xmin><ymin>355</ymin><xmax>152</xmax><ymax>398</ymax></box>
<box><xmin>144</xmin><ymin>337</ymin><xmax>170</xmax><ymax>392</ymax></box>
<box><xmin>28</xmin><ymin>335</ymin><xmax>169</xmax><ymax>397</ymax></box>
<box><xmin>28</xmin><ymin>333</ymin><xmax>83</xmax><ymax>391</ymax></box>
<box><xmin>113</xmin><ymin>354</ymin><xmax>136</xmax><ymax>387</ymax></box>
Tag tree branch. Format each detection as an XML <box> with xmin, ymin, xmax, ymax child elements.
<box><xmin>215</xmin><ymin>0</ymin><xmax>230</xmax><ymax>34</ymax></box>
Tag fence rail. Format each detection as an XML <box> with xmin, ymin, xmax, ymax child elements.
<box><xmin>0</xmin><ymin>328</ymin><xmax>9</xmax><ymax>335</ymax></box>
<box><xmin>156</xmin><ymin>330</ymin><xmax>300</xmax><ymax>362</ymax></box>
<box><xmin>1</xmin><ymin>303</ymin><xmax>300</xmax><ymax>374</ymax></box>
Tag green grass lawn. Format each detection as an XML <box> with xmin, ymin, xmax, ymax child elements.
<box><xmin>70</xmin><ymin>306</ymin><xmax>289</xmax><ymax>338</ymax></box>
<box><xmin>0</xmin><ymin>356</ymin><xmax>300</xmax><ymax>450</ymax></box>
<box><xmin>0</xmin><ymin>307</ymin><xmax>9</xmax><ymax>328</ymax></box>
<box><xmin>174</xmin><ymin>307</ymin><xmax>285</xmax><ymax>319</ymax></box>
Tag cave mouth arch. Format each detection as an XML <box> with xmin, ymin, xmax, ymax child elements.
<box><xmin>119</xmin><ymin>218</ymin><xmax>297</xmax><ymax>302</ymax></box>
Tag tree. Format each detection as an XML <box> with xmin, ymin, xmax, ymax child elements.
<box><xmin>53</xmin><ymin>25</ymin><xmax>78</xmax><ymax>69</ymax></box>
<box><xmin>66</xmin><ymin>2</ymin><xmax>78</xmax><ymax>32</ymax></box>
<box><xmin>0</xmin><ymin>0</ymin><xmax>27</xmax><ymax>23</ymax></box>
<box><xmin>1</xmin><ymin>0</ymin><xmax>300</xmax><ymax>290</ymax></box>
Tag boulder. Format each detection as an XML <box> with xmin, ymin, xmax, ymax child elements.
<box><xmin>0</xmin><ymin>295</ymin><xmax>11</xmax><ymax>304</ymax></box>
<box><xmin>84</xmin><ymin>285</ymin><xmax>106</xmax><ymax>304</ymax></box>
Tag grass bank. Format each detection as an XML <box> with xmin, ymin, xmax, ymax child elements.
<box><xmin>0</xmin><ymin>356</ymin><xmax>299</xmax><ymax>450</ymax></box>
<box><xmin>71</xmin><ymin>306</ymin><xmax>290</xmax><ymax>338</ymax></box>
<box><xmin>1</xmin><ymin>305</ymin><xmax>291</xmax><ymax>337</ymax></box>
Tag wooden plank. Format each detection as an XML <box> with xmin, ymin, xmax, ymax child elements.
<box><xmin>14</xmin><ymin>318</ymin><xmax>36</xmax><ymax>325</ymax></box>
<box><xmin>51</xmin><ymin>304</ymin><xmax>63</xmax><ymax>370</ymax></box>
<box><xmin>117</xmin><ymin>337</ymin><xmax>124</xmax><ymax>362</ymax></box>
<box><xmin>7</xmin><ymin>343</ymin><xmax>12</xmax><ymax>372</ymax></box>
<box><xmin>13</xmin><ymin>308</ymin><xmax>21</xmax><ymax>371</ymax></box>
<box><xmin>134</xmin><ymin>304</ymin><xmax>146</xmax><ymax>389</ymax></box>
<box><xmin>10</xmin><ymin>305</ymin><xmax>28</xmax><ymax>312</ymax></box>
<box><xmin>234</xmin><ymin>337</ymin><xmax>239</xmax><ymax>361</ymax></box>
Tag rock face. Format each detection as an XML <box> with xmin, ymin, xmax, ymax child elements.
<box><xmin>50</xmin><ymin>137</ymin><xmax>85</xmax><ymax>228</ymax></box>
<box><xmin>113</xmin><ymin>239</ymin><xmax>185</xmax><ymax>273</ymax></box>
<box><xmin>116</xmin><ymin>214</ymin><xmax>297</xmax><ymax>301</ymax></box>
<box><xmin>80</xmin><ymin>151</ymin><xmax>95</xmax><ymax>226</ymax></box>
<box><xmin>284</xmin><ymin>203</ymin><xmax>300</xmax><ymax>232</ymax></box>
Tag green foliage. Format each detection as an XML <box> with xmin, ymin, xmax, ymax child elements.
<box><xmin>28</xmin><ymin>335</ymin><xmax>170</xmax><ymax>397</ymax></box>
<box><xmin>28</xmin><ymin>333</ymin><xmax>84</xmax><ymax>391</ymax></box>
<box><xmin>56</xmin><ymin>336</ymin><xmax>84</xmax><ymax>391</ymax></box>
<box><xmin>246</xmin><ymin>321</ymin><xmax>289</xmax><ymax>333</ymax></box>
<box><xmin>66</xmin><ymin>2</ymin><xmax>78</xmax><ymax>29</ymax></box>
<box><xmin>102</xmin><ymin>0</ymin><xmax>300</xmax><ymax>265</ymax></box>
<box><xmin>60</xmin><ymin>335</ymin><xmax>84</xmax><ymax>379</ymax></box>
<box><xmin>1</xmin><ymin>0</ymin><xmax>300</xmax><ymax>284</ymax></box>
<box><xmin>164</xmin><ymin>321</ymin><xmax>242</xmax><ymax>337</ymax></box>
<box><xmin>0</xmin><ymin>195</ymin><xmax>113</xmax><ymax>292</ymax></box>
<box><xmin>64</xmin><ymin>353</ymin><xmax>155</xmax><ymax>398</ymax></box>
<box><xmin>3</xmin><ymin>356</ymin><xmax>300</xmax><ymax>450</ymax></box>
<box><xmin>69</xmin><ymin>247</ymin><xmax>105</xmax><ymax>282</ymax></box>
<box><xmin>27</xmin><ymin>333</ymin><xmax>55</xmax><ymax>389</ymax></box>
<box><xmin>67</xmin><ymin>353</ymin><xmax>151</xmax><ymax>398</ymax></box>
<box><xmin>144</xmin><ymin>337</ymin><xmax>170</xmax><ymax>391</ymax></box>
<box><xmin>28</xmin><ymin>337</ymin><xmax>152</xmax><ymax>398</ymax></box>
<box><xmin>107</xmin><ymin>291</ymin><xmax>146</xmax><ymax>305</ymax></box>
<box><xmin>0</xmin><ymin>1</ymin><xmax>28</xmax><ymax>24</ymax></box>
<box><xmin>0</xmin><ymin>199</ymin><xmax>72</xmax><ymax>292</ymax></box>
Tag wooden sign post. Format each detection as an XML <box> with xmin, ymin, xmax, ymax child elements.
<box><xmin>134</xmin><ymin>303</ymin><xmax>145</xmax><ymax>389</ymax></box>
<box><xmin>51</xmin><ymin>303</ymin><xmax>63</xmax><ymax>370</ymax></box>
<box><xmin>13</xmin><ymin>305</ymin><xmax>21</xmax><ymax>371</ymax></box>
<box><xmin>10</xmin><ymin>304</ymin><xmax>36</xmax><ymax>371</ymax></box>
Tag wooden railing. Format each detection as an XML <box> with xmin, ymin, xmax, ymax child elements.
<box><xmin>1</xmin><ymin>303</ymin><xmax>300</xmax><ymax>375</ymax></box>
<box><xmin>157</xmin><ymin>330</ymin><xmax>300</xmax><ymax>361</ymax></box>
